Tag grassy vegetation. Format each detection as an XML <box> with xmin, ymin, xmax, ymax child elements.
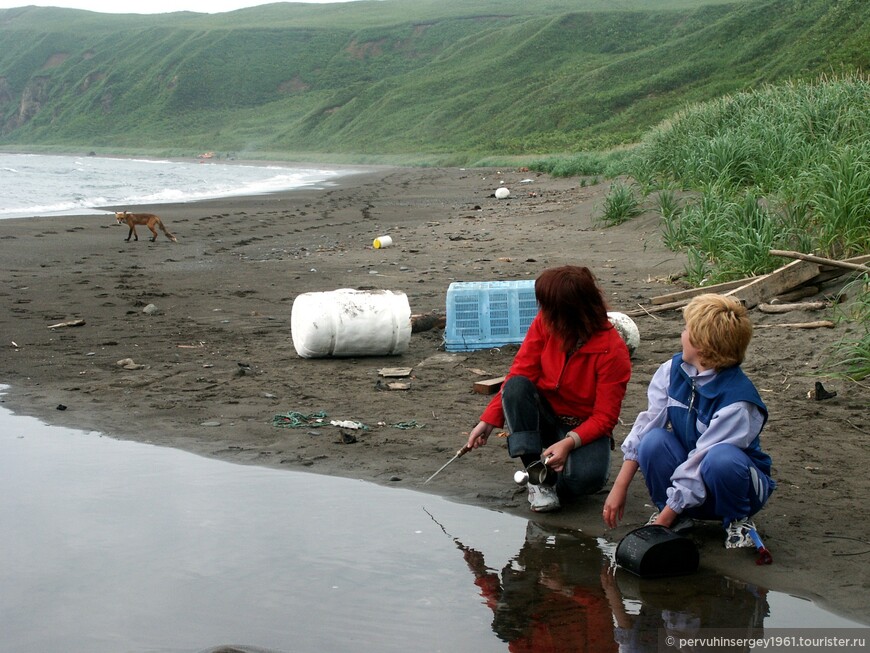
<box><xmin>628</xmin><ymin>74</ymin><xmax>870</xmax><ymax>283</ymax></box>
<box><xmin>595</xmin><ymin>180</ymin><xmax>642</xmax><ymax>227</ymax></box>
<box><xmin>599</xmin><ymin>74</ymin><xmax>869</xmax><ymax>382</ymax></box>
<box><xmin>532</xmin><ymin>74</ymin><xmax>870</xmax><ymax>382</ymax></box>
<box><xmin>827</xmin><ymin>276</ymin><xmax>870</xmax><ymax>382</ymax></box>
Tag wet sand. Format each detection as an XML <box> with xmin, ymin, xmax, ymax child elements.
<box><xmin>0</xmin><ymin>165</ymin><xmax>867</xmax><ymax>622</ymax></box>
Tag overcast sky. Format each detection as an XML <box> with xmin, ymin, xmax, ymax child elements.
<box><xmin>0</xmin><ymin>0</ymin><xmax>363</xmax><ymax>14</ymax></box>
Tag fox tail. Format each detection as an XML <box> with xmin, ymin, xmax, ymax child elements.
<box><xmin>158</xmin><ymin>219</ymin><xmax>177</xmax><ymax>242</ymax></box>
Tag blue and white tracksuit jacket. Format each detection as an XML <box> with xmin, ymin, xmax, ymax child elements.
<box><xmin>622</xmin><ymin>354</ymin><xmax>775</xmax><ymax>521</ymax></box>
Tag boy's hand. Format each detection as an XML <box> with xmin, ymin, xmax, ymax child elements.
<box><xmin>651</xmin><ymin>505</ymin><xmax>680</xmax><ymax>528</ymax></box>
<box><xmin>603</xmin><ymin>486</ymin><xmax>627</xmax><ymax>528</ymax></box>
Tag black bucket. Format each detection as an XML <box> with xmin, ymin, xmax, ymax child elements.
<box><xmin>615</xmin><ymin>525</ymin><xmax>699</xmax><ymax>578</ymax></box>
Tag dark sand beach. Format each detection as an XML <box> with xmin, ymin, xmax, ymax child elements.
<box><xmin>1</xmin><ymin>165</ymin><xmax>867</xmax><ymax>622</ymax></box>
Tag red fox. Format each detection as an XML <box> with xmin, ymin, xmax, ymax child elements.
<box><xmin>115</xmin><ymin>211</ymin><xmax>177</xmax><ymax>242</ymax></box>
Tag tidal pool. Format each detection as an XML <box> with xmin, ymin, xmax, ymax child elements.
<box><xmin>0</xmin><ymin>394</ymin><xmax>865</xmax><ymax>653</ymax></box>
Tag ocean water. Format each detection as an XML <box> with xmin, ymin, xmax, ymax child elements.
<box><xmin>0</xmin><ymin>152</ymin><xmax>356</xmax><ymax>220</ymax></box>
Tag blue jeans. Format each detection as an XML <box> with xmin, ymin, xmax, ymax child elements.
<box><xmin>636</xmin><ymin>427</ymin><xmax>775</xmax><ymax>524</ymax></box>
<box><xmin>501</xmin><ymin>376</ymin><xmax>610</xmax><ymax>501</ymax></box>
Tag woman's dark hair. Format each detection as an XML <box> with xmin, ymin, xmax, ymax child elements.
<box><xmin>535</xmin><ymin>265</ymin><xmax>609</xmax><ymax>352</ymax></box>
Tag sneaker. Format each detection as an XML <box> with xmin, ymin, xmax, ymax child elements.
<box><xmin>725</xmin><ymin>518</ymin><xmax>756</xmax><ymax>549</ymax></box>
<box><xmin>646</xmin><ymin>510</ymin><xmax>694</xmax><ymax>534</ymax></box>
<box><xmin>528</xmin><ymin>484</ymin><xmax>561</xmax><ymax>512</ymax></box>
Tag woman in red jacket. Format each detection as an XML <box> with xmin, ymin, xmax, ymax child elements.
<box><xmin>465</xmin><ymin>266</ymin><xmax>631</xmax><ymax>513</ymax></box>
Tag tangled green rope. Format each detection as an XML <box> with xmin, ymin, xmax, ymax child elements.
<box><xmin>390</xmin><ymin>420</ymin><xmax>425</xmax><ymax>430</ymax></box>
<box><xmin>272</xmin><ymin>411</ymin><xmax>329</xmax><ymax>428</ymax></box>
<box><xmin>271</xmin><ymin>411</ymin><xmax>423</xmax><ymax>431</ymax></box>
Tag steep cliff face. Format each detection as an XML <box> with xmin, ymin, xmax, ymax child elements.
<box><xmin>0</xmin><ymin>77</ymin><xmax>14</xmax><ymax>134</ymax></box>
<box><xmin>16</xmin><ymin>76</ymin><xmax>51</xmax><ymax>128</ymax></box>
<box><xmin>1</xmin><ymin>75</ymin><xmax>52</xmax><ymax>134</ymax></box>
<box><xmin>0</xmin><ymin>77</ymin><xmax>11</xmax><ymax>104</ymax></box>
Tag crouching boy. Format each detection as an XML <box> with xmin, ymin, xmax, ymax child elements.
<box><xmin>602</xmin><ymin>294</ymin><xmax>775</xmax><ymax>548</ymax></box>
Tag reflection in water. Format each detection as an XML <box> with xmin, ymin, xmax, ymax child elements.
<box><xmin>453</xmin><ymin>521</ymin><xmax>778</xmax><ymax>653</ymax></box>
<box><xmin>604</xmin><ymin>569</ymin><xmax>767</xmax><ymax>652</ymax></box>
<box><xmin>0</xmin><ymin>392</ymin><xmax>863</xmax><ymax>653</ymax></box>
<box><xmin>457</xmin><ymin>521</ymin><xmax>617</xmax><ymax>652</ymax></box>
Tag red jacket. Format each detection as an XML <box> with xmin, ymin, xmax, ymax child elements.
<box><xmin>480</xmin><ymin>314</ymin><xmax>631</xmax><ymax>446</ymax></box>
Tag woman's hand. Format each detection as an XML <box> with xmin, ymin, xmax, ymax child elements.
<box><xmin>466</xmin><ymin>421</ymin><xmax>494</xmax><ymax>450</ymax></box>
<box><xmin>542</xmin><ymin>439</ymin><xmax>573</xmax><ymax>472</ymax></box>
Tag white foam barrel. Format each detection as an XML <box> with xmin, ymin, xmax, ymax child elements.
<box><xmin>607</xmin><ymin>311</ymin><xmax>640</xmax><ymax>357</ymax></box>
<box><xmin>291</xmin><ymin>289</ymin><xmax>412</xmax><ymax>358</ymax></box>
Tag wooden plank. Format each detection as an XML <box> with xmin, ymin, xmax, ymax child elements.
<box><xmin>649</xmin><ymin>277</ymin><xmax>763</xmax><ymax>305</ymax></box>
<box><xmin>410</xmin><ymin>311</ymin><xmax>446</xmax><ymax>333</ymax></box>
<box><xmin>379</xmin><ymin>367</ymin><xmax>413</xmax><ymax>378</ymax></box>
<box><xmin>724</xmin><ymin>260</ymin><xmax>820</xmax><ymax>308</ymax></box>
<box><xmin>473</xmin><ymin>376</ymin><xmax>505</xmax><ymax>395</ymax></box>
<box><xmin>623</xmin><ymin>300</ymin><xmax>689</xmax><ymax>317</ymax></box>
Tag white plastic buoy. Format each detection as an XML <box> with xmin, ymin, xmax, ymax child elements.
<box><xmin>494</xmin><ymin>187</ymin><xmax>510</xmax><ymax>199</ymax></box>
<box><xmin>607</xmin><ymin>311</ymin><xmax>640</xmax><ymax>357</ymax></box>
<box><xmin>373</xmin><ymin>235</ymin><xmax>393</xmax><ymax>249</ymax></box>
<box><xmin>291</xmin><ymin>289</ymin><xmax>412</xmax><ymax>358</ymax></box>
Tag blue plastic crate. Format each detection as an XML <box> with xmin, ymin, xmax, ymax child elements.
<box><xmin>444</xmin><ymin>280</ymin><xmax>539</xmax><ymax>352</ymax></box>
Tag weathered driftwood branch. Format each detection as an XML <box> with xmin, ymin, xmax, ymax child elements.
<box><xmin>649</xmin><ymin>277</ymin><xmax>760</xmax><ymax>306</ymax></box>
<box><xmin>47</xmin><ymin>319</ymin><xmax>85</xmax><ymax>329</ymax></box>
<box><xmin>771</xmin><ymin>286</ymin><xmax>819</xmax><ymax>303</ymax></box>
<box><xmin>769</xmin><ymin>250</ymin><xmax>870</xmax><ymax>273</ymax></box>
<box><xmin>623</xmin><ymin>300</ymin><xmax>689</xmax><ymax>317</ymax></box>
<box><xmin>755</xmin><ymin>320</ymin><xmax>835</xmax><ymax>329</ymax></box>
<box><xmin>410</xmin><ymin>311</ymin><xmax>446</xmax><ymax>333</ymax></box>
<box><xmin>757</xmin><ymin>301</ymin><xmax>828</xmax><ymax>314</ymax></box>
<box><xmin>638</xmin><ymin>253</ymin><xmax>866</xmax><ymax>318</ymax></box>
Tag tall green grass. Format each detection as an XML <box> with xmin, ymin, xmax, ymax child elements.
<box><xmin>596</xmin><ymin>180</ymin><xmax>643</xmax><ymax>227</ymax></box>
<box><xmin>529</xmin><ymin>149</ymin><xmax>636</xmax><ymax>179</ymax></box>
<box><xmin>628</xmin><ymin>74</ymin><xmax>870</xmax><ymax>381</ymax></box>
<box><xmin>826</xmin><ymin>275</ymin><xmax>870</xmax><ymax>382</ymax></box>
<box><xmin>632</xmin><ymin>74</ymin><xmax>870</xmax><ymax>282</ymax></box>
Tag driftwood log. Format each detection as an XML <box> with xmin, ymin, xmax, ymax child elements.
<box><xmin>770</xmin><ymin>286</ymin><xmax>819</xmax><ymax>303</ymax></box>
<box><xmin>769</xmin><ymin>250</ymin><xmax>870</xmax><ymax>273</ymax></box>
<box><xmin>757</xmin><ymin>301</ymin><xmax>829</xmax><ymax>314</ymax></box>
<box><xmin>47</xmin><ymin>319</ymin><xmax>86</xmax><ymax>329</ymax></box>
<box><xmin>623</xmin><ymin>300</ymin><xmax>689</xmax><ymax>317</ymax></box>
<box><xmin>410</xmin><ymin>311</ymin><xmax>446</xmax><ymax>333</ymax></box>
<box><xmin>754</xmin><ymin>320</ymin><xmax>835</xmax><ymax>329</ymax></box>
<box><xmin>633</xmin><ymin>252</ymin><xmax>868</xmax><ymax>318</ymax></box>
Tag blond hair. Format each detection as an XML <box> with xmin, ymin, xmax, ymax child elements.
<box><xmin>682</xmin><ymin>294</ymin><xmax>752</xmax><ymax>369</ymax></box>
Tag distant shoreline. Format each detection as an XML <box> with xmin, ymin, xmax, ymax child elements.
<box><xmin>0</xmin><ymin>145</ymin><xmax>456</xmax><ymax>169</ymax></box>
<box><xmin>0</xmin><ymin>150</ymin><xmax>387</xmax><ymax>221</ymax></box>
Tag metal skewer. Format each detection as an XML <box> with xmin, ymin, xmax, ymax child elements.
<box><xmin>424</xmin><ymin>444</ymin><xmax>472</xmax><ymax>484</ymax></box>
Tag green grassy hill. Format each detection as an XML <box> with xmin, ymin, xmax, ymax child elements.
<box><xmin>1</xmin><ymin>0</ymin><xmax>868</xmax><ymax>160</ymax></box>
